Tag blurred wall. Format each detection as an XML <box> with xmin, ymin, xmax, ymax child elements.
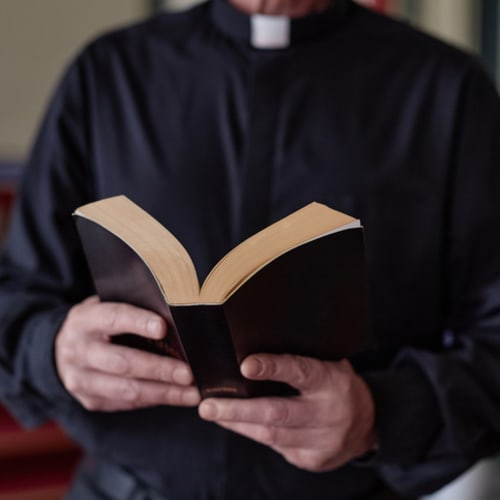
<box><xmin>0</xmin><ymin>0</ymin><xmax>494</xmax><ymax>162</ymax></box>
<box><xmin>0</xmin><ymin>1</ymin><xmax>151</xmax><ymax>162</ymax></box>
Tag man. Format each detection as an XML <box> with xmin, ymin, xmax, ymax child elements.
<box><xmin>1</xmin><ymin>0</ymin><xmax>500</xmax><ymax>498</ymax></box>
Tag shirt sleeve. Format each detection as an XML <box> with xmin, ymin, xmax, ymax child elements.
<box><xmin>0</xmin><ymin>50</ymin><xmax>95</xmax><ymax>427</ymax></box>
<box><xmin>360</xmin><ymin>62</ymin><xmax>500</xmax><ymax>497</ymax></box>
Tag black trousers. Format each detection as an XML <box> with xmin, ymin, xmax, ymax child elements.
<box><xmin>66</xmin><ymin>457</ymin><xmax>411</xmax><ymax>500</ymax></box>
<box><xmin>66</xmin><ymin>459</ymin><xmax>170</xmax><ymax>500</ymax></box>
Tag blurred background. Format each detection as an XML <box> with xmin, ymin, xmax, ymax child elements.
<box><xmin>0</xmin><ymin>0</ymin><xmax>499</xmax><ymax>498</ymax></box>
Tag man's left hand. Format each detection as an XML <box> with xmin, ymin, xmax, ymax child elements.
<box><xmin>198</xmin><ymin>354</ymin><xmax>377</xmax><ymax>472</ymax></box>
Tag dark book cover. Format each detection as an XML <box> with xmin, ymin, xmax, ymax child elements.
<box><xmin>75</xmin><ymin>215</ymin><xmax>373</xmax><ymax>399</ymax></box>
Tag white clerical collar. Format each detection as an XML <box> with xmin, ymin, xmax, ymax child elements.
<box><xmin>250</xmin><ymin>14</ymin><xmax>290</xmax><ymax>49</ymax></box>
<box><xmin>211</xmin><ymin>0</ymin><xmax>351</xmax><ymax>49</ymax></box>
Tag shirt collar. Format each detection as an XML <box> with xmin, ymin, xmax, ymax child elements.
<box><xmin>211</xmin><ymin>0</ymin><xmax>353</xmax><ymax>49</ymax></box>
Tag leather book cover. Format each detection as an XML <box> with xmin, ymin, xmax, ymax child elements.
<box><xmin>223</xmin><ymin>228</ymin><xmax>373</xmax><ymax>363</ymax></box>
<box><xmin>75</xmin><ymin>216</ymin><xmax>373</xmax><ymax>399</ymax></box>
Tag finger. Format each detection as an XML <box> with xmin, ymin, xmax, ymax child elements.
<box><xmin>81</xmin><ymin>295</ymin><xmax>100</xmax><ymax>305</ymax></box>
<box><xmin>241</xmin><ymin>353</ymin><xmax>343</xmax><ymax>392</ymax></box>
<box><xmin>212</xmin><ymin>419</ymin><xmax>345</xmax><ymax>471</ymax></box>
<box><xmin>80</xmin><ymin>341</ymin><xmax>194</xmax><ymax>385</ymax></box>
<box><xmin>77</xmin><ymin>395</ymin><xmax>145</xmax><ymax>412</ymax></box>
<box><xmin>65</xmin><ymin>369</ymin><xmax>200</xmax><ymax>409</ymax></box>
<box><xmin>198</xmin><ymin>397</ymin><xmax>317</xmax><ymax>428</ymax></box>
<box><xmin>77</xmin><ymin>386</ymin><xmax>201</xmax><ymax>412</ymax></box>
<box><xmin>69</xmin><ymin>300</ymin><xmax>167</xmax><ymax>340</ymax></box>
<box><xmin>211</xmin><ymin>419</ymin><xmax>332</xmax><ymax>450</ymax></box>
<box><xmin>271</xmin><ymin>445</ymin><xmax>343</xmax><ymax>472</ymax></box>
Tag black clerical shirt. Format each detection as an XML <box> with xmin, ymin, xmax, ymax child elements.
<box><xmin>1</xmin><ymin>0</ymin><xmax>500</xmax><ymax>498</ymax></box>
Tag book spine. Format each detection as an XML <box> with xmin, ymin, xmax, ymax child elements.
<box><xmin>170</xmin><ymin>305</ymin><xmax>250</xmax><ymax>399</ymax></box>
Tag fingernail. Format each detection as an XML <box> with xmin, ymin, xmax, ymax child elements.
<box><xmin>241</xmin><ymin>356</ymin><xmax>264</xmax><ymax>378</ymax></box>
<box><xmin>199</xmin><ymin>401</ymin><xmax>217</xmax><ymax>420</ymax></box>
<box><xmin>147</xmin><ymin>318</ymin><xmax>163</xmax><ymax>337</ymax></box>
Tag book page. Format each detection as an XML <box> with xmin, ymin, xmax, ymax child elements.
<box><xmin>200</xmin><ymin>202</ymin><xmax>359</xmax><ymax>303</ymax></box>
<box><xmin>75</xmin><ymin>196</ymin><xmax>201</xmax><ymax>304</ymax></box>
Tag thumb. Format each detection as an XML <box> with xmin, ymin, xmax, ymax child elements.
<box><xmin>241</xmin><ymin>353</ymin><xmax>329</xmax><ymax>392</ymax></box>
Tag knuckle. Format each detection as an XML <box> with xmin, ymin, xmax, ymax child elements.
<box><xmin>65</xmin><ymin>303</ymin><xmax>82</xmax><ymax>324</ymax></box>
<box><xmin>266</xmin><ymin>401</ymin><xmax>289</xmax><ymax>425</ymax></box>
<box><xmin>120</xmin><ymin>380</ymin><xmax>140</xmax><ymax>403</ymax></box>
<box><xmin>120</xmin><ymin>380</ymin><xmax>141</xmax><ymax>404</ymax></box>
<box><xmin>259</xmin><ymin>425</ymin><xmax>279</xmax><ymax>446</ymax></box>
<box><xmin>108</xmin><ymin>354</ymin><xmax>129</xmax><ymax>375</ymax></box>
<box><xmin>66</xmin><ymin>299</ymin><xmax>95</xmax><ymax>327</ymax></box>
<box><xmin>160</xmin><ymin>385</ymin><xmax>178</xmax><ymax>405</ymax></box>
<box><xmin>150</xmin><ymin>362</ymin><xmax>168</xmax><ymax>382</ymax></box>
<box><xmin>79</xmin><ymin>397</ymin><xmax>100</xmax><ymax>411</ymax></box>
<box><xmin>294</xmin><ymin>355</ymin><xmax>314</xmax><ymax>385</ymax></box>
<box><xmin>101</xmin><ymin>304</ymin><xmax>121</xmax><ymax>331</ymax></box>
<box><xmin>59</xmin><ymin>345</ymin><xmax>78</xmax><ymax>365</ymax></box>
<box><xmin>293</xmin><ymin>451</ymin><xmax>327</xmax><ymax>472</ymax></box>
<box><xmin>165</xmin><ymin>385</ymin><xmax>187</xmax><ymax>406</ymax></box>
<box><xmin>266</xmin><ymin>357</ymin><xmax>279</xmax><ymax>378</ymax></box>
<box><xmin>334</xmin><ymin>431</ymin><xmax>349</xmax><ymax>453</ymax></box>
<box><xmin>164</xmin><ymin>385</ymin><xmax>198</xmax><ymax>407</ymax></box>
<box><xmin>336</xmin><ymin>370</ymin><xmax>353</xmax><ymax>396</ymax></box>
<box><xmin>64</xmin><ymin>371</ymin><xmax>81</xmax><ymax>393</ymax></box>
<box><xmin>326</xmin><ymin>402</ymin><xmax>353</xmax><ymax>437</ymax></box>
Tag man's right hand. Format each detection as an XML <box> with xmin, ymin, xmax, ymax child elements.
<box><xmin>55</xmin><ymin>296</ymin><xmax>201</xmax><ymax>411</ymax></box>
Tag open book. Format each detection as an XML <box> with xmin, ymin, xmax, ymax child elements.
<box><xmin>74</xmin><ymin>196</ymin><xmax>372</xmax><ymax>398</ymax></box>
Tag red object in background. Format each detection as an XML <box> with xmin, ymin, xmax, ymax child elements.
<box><xmin>0</xmin><ymin>163</ymin><xmax>21</xmax><ymax>242</ymax></box>
<box><xmin>0</xmin><ymin>186</ymin><xmax>15</xmax><ymax>242</ymax></box>
<box><xmin>0</xmin><ymin>402</ymin><xmax>82</xmax><ymax>500</ymax></box>
<box><xmin>372</xmin><ymin>0</ymin><xmax>387</xmax><ymax>12</ymax></box>
<box><xmin>0</xmin><ymin>163</ymin><xmax>82</xmax><ymax>498</ymax></box>
<box><xmin>356</xmin><ymin>0</ymin><xmax>387</xmax><ymax>12</ymax></box>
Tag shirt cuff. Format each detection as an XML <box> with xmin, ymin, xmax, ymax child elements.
<box><xmin>361</xmin><ymin>362</ymin><xmax>442</xmax><ymax>465</ymax></box>
<box><xmin>10</xmin><ymin>305</ymin><xmax>76</xmax><ymax>427</ymax></box>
